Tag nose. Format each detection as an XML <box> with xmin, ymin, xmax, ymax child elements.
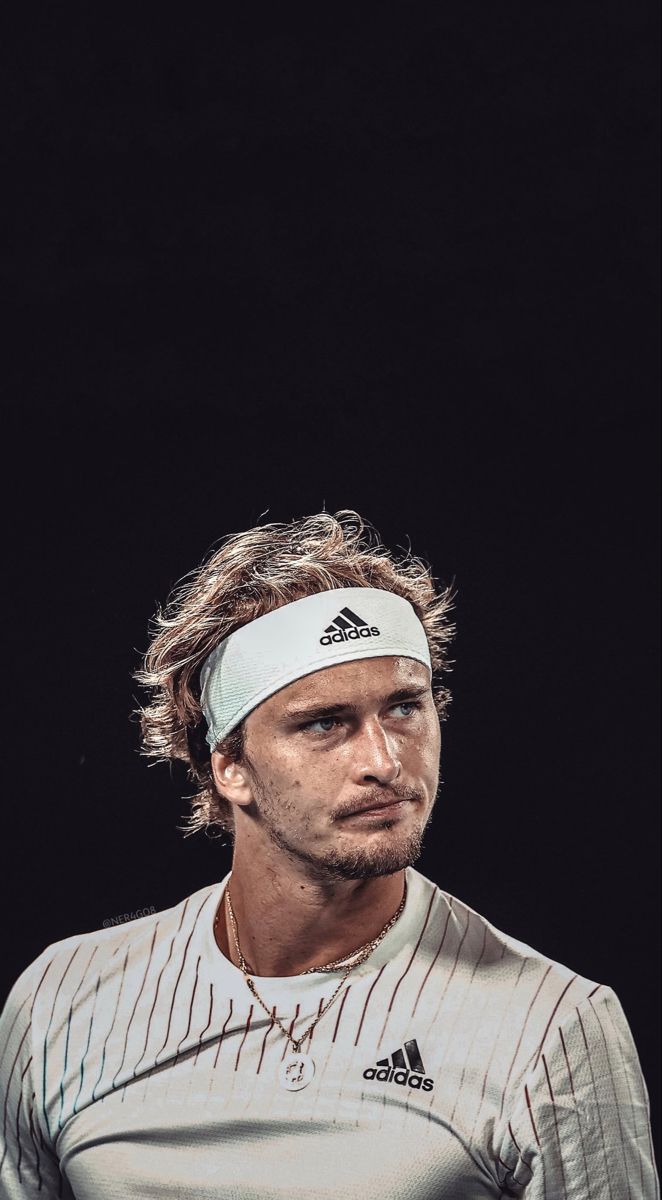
<box><xmin>350</xmin><ymin>716</ymin><xmax>401</xmax><ymax>785</ymax></box>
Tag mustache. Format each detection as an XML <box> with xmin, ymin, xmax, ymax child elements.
<box><xmin>335</xmin><ymin>786</ymin><xmax>424</xmax><ymax>819</ymax></box>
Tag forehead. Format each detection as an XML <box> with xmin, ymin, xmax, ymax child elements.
<box><xmin>254</xmin><ymin>656</ymin><xmax>431</xmax><ymax>720</ymax></box>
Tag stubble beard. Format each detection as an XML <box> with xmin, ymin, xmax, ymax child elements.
<box><xmin>247</xmin><ymin>772</ymin><xmax>440</xmax><ymax>884</ymax></box>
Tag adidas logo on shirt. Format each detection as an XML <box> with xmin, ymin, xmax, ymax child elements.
<box><xmin>362</xmin><ymin>1039</ymin><xmax>434</xmax><ymax>1092</ymax></box>
<box><xmin>320</xmin><ymin>606</ymin><xmax>380</xmax><ymax>646</ymax></box>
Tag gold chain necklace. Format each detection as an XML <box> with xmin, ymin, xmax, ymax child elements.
<box><xmin>216</xmin><ymin>880</ymin><xmax>407</xmax><ymax>1091</ymax></box>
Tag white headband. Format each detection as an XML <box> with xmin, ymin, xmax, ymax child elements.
<box><xmin>200</xmin><ymin>587</ymin><xmax>431</xmax><ymax>748</ymax></box>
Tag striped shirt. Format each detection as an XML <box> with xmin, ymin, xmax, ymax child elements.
<box><xmin>0</xmin><ymin>866</ymin><xmax>658</xmax><ymax>1199</ymax></box>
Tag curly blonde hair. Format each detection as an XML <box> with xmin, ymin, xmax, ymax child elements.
<box><xmin>133</xmin><ymin>510</ymin><xmax>457</xmax><ymax>840</ymax></box>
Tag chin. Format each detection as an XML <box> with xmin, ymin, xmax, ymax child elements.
<box><xmin>319</xmin><ymin>829</ymin><xmax>426</xmax><ymax>880</ymax></box>
<box><xmin>265</xmin><ymin>810</ymin><xmax>430</xmax><ymax>881</ymax></box>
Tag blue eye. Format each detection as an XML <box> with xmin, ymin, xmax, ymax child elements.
<box><xmin>305</xmin><ymin>717</ymin><xmax>340</xmax><ymax>734</ymax></box>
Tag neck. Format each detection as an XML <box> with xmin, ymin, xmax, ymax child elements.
<box><xmin>214</xmin><ymin>848</ymin><xmax>407</xmax><ymax>977</ymax></box>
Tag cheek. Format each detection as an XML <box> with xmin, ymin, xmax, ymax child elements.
<box><xmin>404</xmin><ymin>720</ymin><xmax>441</xmax><ymax>766</ymax></box>
<box><xmin>260</xmin><ymin>757</ymin><xmax>317</xmax><ymax>801</ymax></box>
<box><xmin>279</xmin><ymin>756</ymin><xmax>344</xmax><ymax>805</ymax></box>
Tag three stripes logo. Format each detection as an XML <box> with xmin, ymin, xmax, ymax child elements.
<box><xmin>320</xmin><ymin>606</ymin><xmax>381</xmax><ymax>646</ymax></box>
<box><xmin>362</xmin><ymin>1039</ymin><xmax>434</xmax><ymax>1092</ymax></box>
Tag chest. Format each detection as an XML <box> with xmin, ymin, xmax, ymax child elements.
<box><xmin>54</xmin><ymin>1018</ymin><xmax>508</xmax><ymax>1199</ymax></box>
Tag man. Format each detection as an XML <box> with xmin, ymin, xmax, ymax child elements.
<box><xmin>0</xmin><ymin>509</ymin><xmax>658</xmax><ymax>1198</ymax></box>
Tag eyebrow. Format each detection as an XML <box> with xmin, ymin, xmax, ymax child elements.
<box><xmin>281</xmin><ymin>685</ymin><xmax>430</xmax><ymax>724</ymax></box>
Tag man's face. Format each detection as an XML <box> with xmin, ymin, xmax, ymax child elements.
<box><xmin>232</xmin><ymin>656</ymin><xmax>442</xmax><ymax>883</ymax></box>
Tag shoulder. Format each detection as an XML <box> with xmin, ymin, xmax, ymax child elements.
<box><xmin>0</xmin><ymin>880</ymin><xmax>219</xmax><ymax>1039</ymax></box>
<box><xmin>413</xmin><ymin>869</ymin><xmax>608</xmax><ymax>1039</ymax></box>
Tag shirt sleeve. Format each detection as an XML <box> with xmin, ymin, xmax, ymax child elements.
<box><xmin>0</xmin><ymin>960</ymin><xmax>71</xmax><ymax>1200</ymax></box>
<box><xmin>497</xmin><ymin>985</ymin><xmax>659</xmax><ymax>1199</ymax></box>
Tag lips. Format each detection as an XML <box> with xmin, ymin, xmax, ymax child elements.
<box><xmin>342</xmin><ymin>797</ymin><xmax>411</xmax><ymax>818</ymax></box>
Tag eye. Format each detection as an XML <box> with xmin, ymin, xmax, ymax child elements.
<box><xmin>391</xmin><ymin>700</ymin><xmax>422</xmax><ymax>718</ymax></box>
<box><xmin>301</xmin><ymin>716</ymin><xmax>342</xmax><ymax>735</ymax></box>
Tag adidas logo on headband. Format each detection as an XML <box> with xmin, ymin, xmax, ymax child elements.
<box><xmin>319</xmin><ymin>606</ymin><xmax>381</xmax><ymax>646</ymax></box>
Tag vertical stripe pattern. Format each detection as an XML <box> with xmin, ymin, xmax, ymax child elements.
<box><xmin>0</xmin><ymin>868</ymin><xmax>657</xmax><ymax>1199</ymax></box>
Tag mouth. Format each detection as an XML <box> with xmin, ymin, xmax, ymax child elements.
<box><xmin>340</xmin><ymin>798</ymin><xmax>413</xmax><ymax>820</ymax></box>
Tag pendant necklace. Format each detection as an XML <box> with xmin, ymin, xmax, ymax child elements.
<box><xmin>216</xmin><ymin>880</ymin><xmax>407</xmax><ymax>1091</ymax></box>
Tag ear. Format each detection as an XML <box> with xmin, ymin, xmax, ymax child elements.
<box><xmin>211</xmin><ymin>750</ymin><xmax>254</xmax><ymax>808</ymax></box>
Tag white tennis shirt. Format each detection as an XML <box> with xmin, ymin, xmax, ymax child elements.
<box><xmin>1</xmin><ymin>866</ymin><xmax>658</xmax><ymax>1198</ymax></box>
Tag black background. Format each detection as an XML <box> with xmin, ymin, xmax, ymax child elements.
<box><xmin>2</xmin><ymin>5</ymin><xmax>660</xmax><ymax>1166</ymax></box>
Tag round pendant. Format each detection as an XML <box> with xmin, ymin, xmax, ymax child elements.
<box><xmin>279</xmin><ymin>1051</ymin><xmax>316</xmax><ymax>1091</ymax></box>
